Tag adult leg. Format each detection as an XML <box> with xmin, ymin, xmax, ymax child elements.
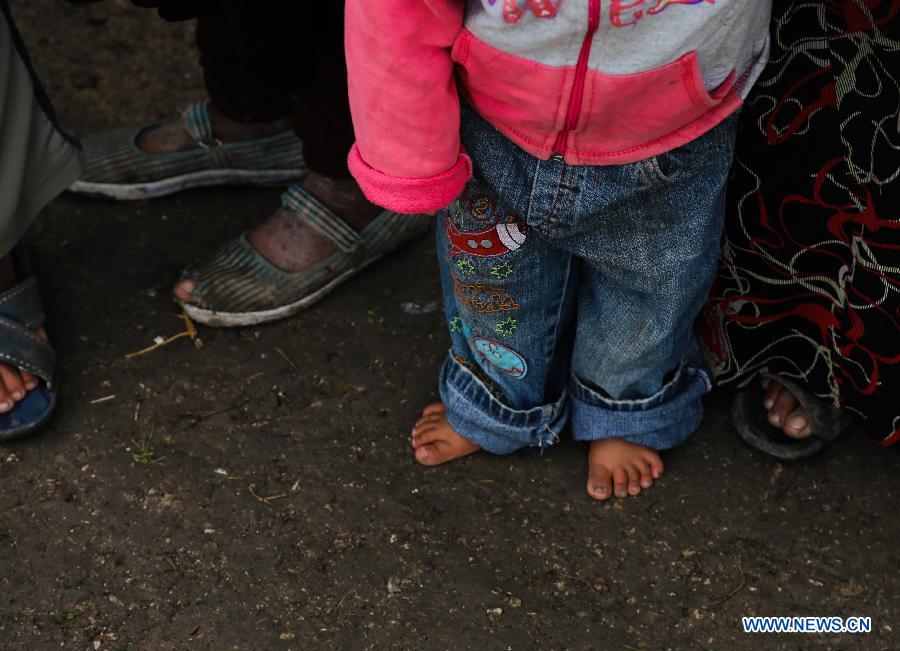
<box><xmin>169</xmin><ymin>1</ymin><xmax>413</xmax><ymax>322</ymax></box>
<box><xmin>0</xmin><ymin>0</ymin><xmax>81</xmax><ymax>434</ymax></box>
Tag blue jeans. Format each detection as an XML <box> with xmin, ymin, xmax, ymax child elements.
<box><xmin>436</xmin><ymin>105</ymin><xmax>739</xmax><ymax>455</ymax></box>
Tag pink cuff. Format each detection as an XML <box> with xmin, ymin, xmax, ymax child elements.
<box><xmin>347</xmin><ymin>144</ymin><xmax>473</xmax><ymax>214</ymax></box>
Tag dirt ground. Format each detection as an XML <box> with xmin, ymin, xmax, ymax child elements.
<box><xmin>1</xmin><ymin>2</ymin><xmax>898</xmax><ymax>649</ymax></box>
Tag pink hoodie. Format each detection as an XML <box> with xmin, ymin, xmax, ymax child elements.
<box><xmin>346</xmin><ymin>0</ymin><xmax>772</xmax><ymax>213</ymax></box>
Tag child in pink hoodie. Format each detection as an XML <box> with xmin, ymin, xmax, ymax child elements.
<box><xmin>346</xmin><ymin>0</ymin><xmax>771</xmax><ymax>500</ymax></box>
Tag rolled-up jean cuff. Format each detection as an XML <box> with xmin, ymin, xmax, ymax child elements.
<box><xmin>569</xmin><ymin>365</ymin><xmax>712</xmax><ymax>449</ymax></box>
<box><xmin>439</xmin><ymin>354</ymin><xmax>568</xmax><ymax>455</ymax></box>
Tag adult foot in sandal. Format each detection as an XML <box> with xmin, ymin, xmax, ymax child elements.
<box><xmin>0</xmin><ymin>254</ymin><xmax>40</xmax><ymax>413</ymax></box>
<box><xmin>71</xmin><ymin>101</ymin><xmax>306</xmax><ymax>200</ymax></box>
<box><xmin>137</xmin><ymin>103</ymin><xmax>290</xmax><ymax>154</ymax></box>
<box><xmin>760</xmin><ymin>377</ymin><xmax>813</xmax><ymax>439</ymax></box>
<box><xmin>0</xmin><ymin>247</ymin><xmax>57</xmax><ymax>440</ymax></box>
<box><xmin>173</xmin><ymin>170</ymin><xmax>384</xmax><ymax>305</ymax></box>
<box><xmin>730</xmin><ymin>375</ymin><xmax>853</xmax><ymax>460</ymax></box>
<box><xmin>173</xmin><ymin>181</ymin><xmax>429</xmax><ymax>326</ymax></box>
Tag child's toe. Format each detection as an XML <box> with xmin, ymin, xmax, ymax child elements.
<box><xmin>411</xmin><ymin>427</ymin><xmax>442</xmax><ymax>449</ymax></box>
<box><xmin>421</xmin><ymin>403</ymin><xmax>446</xmax><ymax>417</ymax></box>
<box><xmin>637</xmin><ymin>460</ymin><xmax>654</xmax><ymax>488</ymax></box>
<box><xmin>414</xmin><ymin>443</ymin><xmax>438</xmax><ymax>465</ymax></box>
<box><xmin>626</xmin><ymin>465</ymin><xmax>642</xmax><ymax>495</ymax></box>
<box><xmin>613</xmin><ymin>468</ymin><xmax>629</xmax><ymax>498</ymax></box>
<box><xmin>586</xmin><ymin>464</ymin><xmax>613</xmax><ymax>501</ymax></box>
<box><xmin>644</xmin><ymin>452</ymin><xmax>664</xmax><ymax>479</ymax></box>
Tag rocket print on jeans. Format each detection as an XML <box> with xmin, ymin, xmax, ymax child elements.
<box><xmin>474</xmin><ymin>338</ymin><xmax>528</xmax><ymax>378</ymax></box>
<box><xmin>449</xmin><ymin>315</ymin><xmax>528</xmax><ymax>380</ymax></box>
<box><xmin>447</xmin><ymin>220</ymin><xmax>528</xmax><ymax>258</ymax></box>
<box><xmin>447</xmin><ymin>184</ymin><xmax>529</xmax><ymax>381</ymax></box>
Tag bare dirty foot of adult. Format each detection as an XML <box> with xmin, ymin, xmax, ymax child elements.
<box><xmin>586</xmin><ymin>438</ymin><xmax>664</xmax><ymax>501</ymax></box>
<box><xmin>761</xmin><ymin>377</ymin><xmax>813</xmax><ymax>439</ymax></box>
<box><xmin>0</xmin><ymin>253</ymin><xmax>47</xmax><ymax>414</ymax></box>
<box><xmin>410</xmin><ymin>403</ymin><xmax>481</xmax><ymax>466</ymax></box>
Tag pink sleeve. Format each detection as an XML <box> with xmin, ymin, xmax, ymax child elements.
<box><xmin>345</xmin><ymin>0</ymin><xmax>472</xmax><ymax>214</ymax></box>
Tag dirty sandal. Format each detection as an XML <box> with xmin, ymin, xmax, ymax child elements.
<box><xmin>70</xmin><ymin>101</ymin><xmax>306</xmax><ymax>200</ymax></box>
<box><xmin>0</xmin><ymin>245</ymin><xmax>57</xmax><ymax>441</ymax></box>
<box><xmin>176</xmin><ymin>184</ymin><xmax>430</xmax><ymax>327</ymax></box>
<box><xmin>731</xmin><ymin>374</ymin><xmax>855</xmax><ymax>460</ymax></box>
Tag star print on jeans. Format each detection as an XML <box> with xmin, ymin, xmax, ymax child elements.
<box><xmin>490</xmin><ymin>261</ymin><xmax>514</xmax><ymax>280</ymax></box>
<box><xmin>456</xmin><ymin>259</ymin><xmax>476</xmax><ymax>276</ymax></box>
<box><xmin>495</xmin><ymin>317</ymin><xmax>518</xmax><ymax>337</ymax></box>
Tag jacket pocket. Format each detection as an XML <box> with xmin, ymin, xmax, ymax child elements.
<box><xmin>641</xmin><ymin>111</ymin><xmax>739</xmax><ymax>187</ymax></box>
<box><xmin>451</xmin><ymin>29</ymin><xmax>570</xmax><ymax>150</ymax></box>
<box><xmin>574</xmin><ymin>52</ymin><xmax>737</xmax><ymax>158</ymax></box>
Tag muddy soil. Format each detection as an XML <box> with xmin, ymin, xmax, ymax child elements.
<box><xmin>1</xmin><ymin>2</ymin><xmax>898</xmax><ymax>649</ymax></box>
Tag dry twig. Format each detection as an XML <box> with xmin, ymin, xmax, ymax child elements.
<box><xmin>249</xmin><ymin>484</ymin><xmax>290</xmax><ymax>503</ymax></box>
<box><xmin>704</xmin><ymin>555</ymin><xmax>747</xmax><ymax>608</ymax></box>
<box><xmin>274</xmin><ymin>346</ymin><xmax>300</xmax><ymax>373</ymax></box>
<box><xmin>124</xmin><ymin>311</ymin><xmax>202</xmax><ymax>361</ymax></box>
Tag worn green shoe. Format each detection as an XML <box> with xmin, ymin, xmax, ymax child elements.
<box><xmin>177</xmin><ymin>184</ymin><xmax>431</xmax><ymax>327</ymax></box>
<box><xmin>70</xmin><ymin>101</ymin><xmax>306</xmax><ymax>200</ymax></box>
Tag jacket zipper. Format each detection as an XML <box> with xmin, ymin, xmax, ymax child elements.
<box><xmin>551</xmin><ymin>0</ymin><xmax>601</xmax><ymax>158</ymax></box>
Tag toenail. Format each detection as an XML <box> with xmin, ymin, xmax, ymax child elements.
<box><xmin>770</xmin><ymin>414</ymin><xmax>782</xmax><ymax>426</ymax></box>
<box><xmin>789</xmin><ymin>415</ymin><xmax>808</xmax><ymax>429</ymax></box>
<box><xmin>763</xmin><ymin>398</ymin><xmax>774</xmax><ymax>409</ymax></box>
<box><xmin>25</xmin><ymin>382</ymin><xmax>37</xmax><ymax>390</ymax></box>
<box><xmin>0</xmin><ymin>402</ymin><xmax>9</xmax><ymax>411</ymax></box>
<box><xmin>594</xmin><ymin>484</ymin><xmax>606</xmax><ymax>494</ymax></box>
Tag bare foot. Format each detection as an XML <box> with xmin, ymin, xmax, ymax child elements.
<box><xmin>761</xmin><ymin>378</ymin><xmax>813</xmax><ymax>439</ymax></box>
<box><xmin>410</xmin><ymin>403</ymin><xmax>481</xmax><ymax>466</ymax></box>
<box><xmin>173</xmin><ymin>170</ymin><xmax>383</xmax><ymax>304</ymax></box>
<box><xmin>0</xmin><ymin>254</ymin><xmax>46</xmax><ymax>414</ymax></box>
<box><xmin>586</xmin><ymin>438</ymin><xmax>664</xmax><ymax>501</ymax></box>
<box><xmin>137</xmin><ymin>103</ymin><xmax>291</xmax><ymax>154</ymax></box>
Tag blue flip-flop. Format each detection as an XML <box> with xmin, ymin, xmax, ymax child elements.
<box><xmin>0</xmin><ymin>245</ymin><xmax>56</xmax><ymax>441</ymax></box>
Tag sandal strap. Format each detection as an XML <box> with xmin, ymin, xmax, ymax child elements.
<box><xmin>183</xmin><ymin>101</ymin><xmax>217</xmax><ymax>145</ymax></box>
<box><xmin>0</xmin><ymin>316</ymin><xmax>55</xmax><ymax>385</ymax></box>
<box><xmin>0</xmin><ymin>275</ymin><xmax>46</xmax><ymax>329</ymax></box>
<box><xmin>281</xmin><ymin>185</ymin><xmax>364</xmax><ymax>256</ymax></box>
<box><xmin>183</xmin><ymin>101</ymin><xmax>231</xmax><ymax>169</ymax></box>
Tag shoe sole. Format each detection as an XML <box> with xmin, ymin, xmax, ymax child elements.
<box><xmin>69</xmin><ymin>168</ymin><xmax>305</xmax><ymax>201</ymax></box>
<box><xmin>179</xmin><ymin>254</ymin><xmax>385</xmax><ymax>328</ymax></box>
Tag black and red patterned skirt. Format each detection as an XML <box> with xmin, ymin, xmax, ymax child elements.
<box><xmin>700</xmin><ymin>0</ymin><xmax>900</xmax><ymax>444</ymax></box>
